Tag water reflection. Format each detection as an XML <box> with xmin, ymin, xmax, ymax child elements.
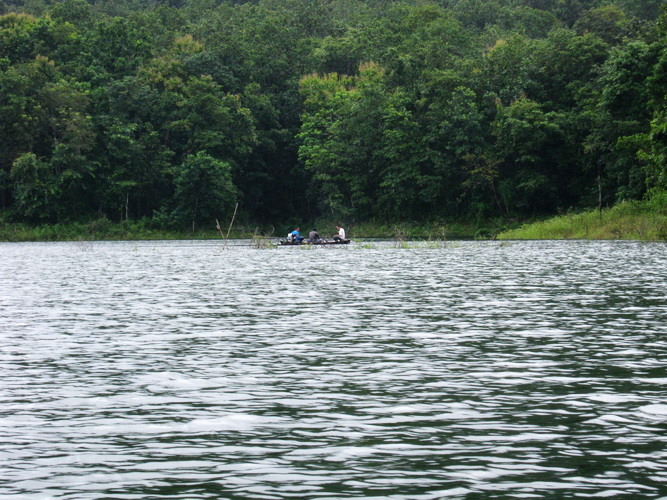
<box><xmin>1</xmin><ymin>240</ymin><xmax>666</xmax><ymax>498</ymax></box>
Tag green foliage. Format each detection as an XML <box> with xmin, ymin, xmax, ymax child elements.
<box><xmin>0</xmin><ymin>0</ymin><xmax>666</xmax><ymax>236</ymax></box>
<box><xmin>172</xmin><ymin>151</ymin><xmax>238</xmax><ymax>230</ymax></box>
<box><xmin>497</xmin><ymin>197</ymin><xmax>667</xmax><ymax>240</ymax></box>
<box><xmin>575</xmin><ymin>5</ymin><xmax>629</xmax><ymax>44</ymax></box>
<box><xmin>10</xmin><ymin>152</ymin><xmax>59</xmax><ymax>221</ymax></box>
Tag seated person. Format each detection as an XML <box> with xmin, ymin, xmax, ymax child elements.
<box><xmin>290</xmin><ymin>227</ymin><xmax>304</xmax><ymax>243</ymax></box>
<box><xmin>309</xmin><ymin>227</ymin><xmax>321</xmax><ymax>243</ymax></box>
<box><xmin>333</xmin><ymin>225</ymin><xmax>346</xmax><ymax>242</ymax></box>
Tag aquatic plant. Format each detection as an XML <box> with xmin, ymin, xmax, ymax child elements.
<box><xmin>251</xmin><ymin>226</ymin><xmax>274</xmax><ymax>249</ymax></box>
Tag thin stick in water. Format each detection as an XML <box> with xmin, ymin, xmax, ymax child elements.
<box><xmin>216</xmin><ymin>219</ymin><xmax>224</xmax><ymax>239</ymax></box>
<box><xmin>222</xmin><ymin>202</ymin><xmax>239</xmax><ymax>249</ymax></box>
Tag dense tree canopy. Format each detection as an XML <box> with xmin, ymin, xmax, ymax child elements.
<box><xmin>1</xmin><ymin>0</ymin><xmax>666</xmax><ymax>227</ymax></box>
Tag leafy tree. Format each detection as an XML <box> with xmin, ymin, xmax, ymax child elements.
<box><xmin>49</xmin><ymin>0</ymin><xmax>92</xmax><ymax>26</ymax></box>
<box><xmin>447</xmin><ymin>0</ymin><xmax>504</xmax><ymax>31</ymax></box>
<box><xmin>92</xmin><ymin>75</ymin><xmax>175</xmax><ymax>221</ymax></box>
<box><xmin>298</xmin><ymin>70</ymin><xmax>359</xmax><ymax>217</ymax></box>
<box><xmin>593</xmin><ymin>40</ymin><xmax>658</xmax><ymax>201</ymax></box>
<box><xmin>532</xmin><ymin>29</ymin><xmax>609</xmax><ymax>109</ymax></box>
<box><xmin>574</xmin><ymin>5</ymin><xmax>629</xmax><ymax>44</ymax></box>
<box><xmin>172</xmin><ymin>75</ymin><xmax>257</xmax><ymax>163</ymax></box>
<box><xmin>0</xmin><ymin>60</ymin><xmax>44</xmax><ymax>182</ymax></box>
<box><xmin>496</xmin><ymin>5</ymin><xmax>561</xmax><ymax>38</ymax></box>
<box><xmin>172</xmin><ymin>151</ymin><xmax>238</xmax><ymax>231</ymax></box>
<box><xmin>10</xmin><ymin>152</ymin><xmax>59</xmax><ymax>221</ymax></box>
<box><xmin>424</xmin><ymin>86</ymin><xmax>496</xmax><ymax>216</ymax></box>
<box><xmin>72</xmin><ymin>15</ymin><xmax>155</xmax><ymax>84</ymax></box>
<box><xmin>640</xmin><ymin>31</ymin><xmax>667</xmax><ymax>193</ymax></box>
<box><xmin>493</xmin><ymin>98</ymin><xmax>575</xmax><ymax>213</ymax></box>
<box><xmin>0</xmin><ymin>12</ymin><xmax>61</xmax><ymax>63</ymax></box>
<box><xmin>375</xmin><ymin>88</ymin><xmax>425</xmax><ymax>220</ymax></box>
<box><xmin>617</xmin><ymin>0</ymin><xmax>664</xmax><ymax>20</ymax></box>
<box><xmin>0</xmin><ymin>55</ymin><xmax>96</xmax><ymax>218</ymax></box>
<box><xmin>236</xmin><ymin>82</ymin><xmax>308</xmax><ymax>222</ymax></box>
<box><xmin>313</xmin><ymin>29</ymin><xmax>373</xmax><ymax>76</ymax></box>
<box><xmin>483</xmin><ymin>34</ymin><xmax>540</xmax><ymax>105</ymax></box>
<box><xmin>40</xmin><ymin>79</ymin><xmax>96</xmax><ymax>214</ymax></box>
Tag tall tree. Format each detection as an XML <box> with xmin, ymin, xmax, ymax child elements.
<box><xmin>173</xmin><ymin>151</ymin><xmax>238</xmax><ymax>231</ymax></box>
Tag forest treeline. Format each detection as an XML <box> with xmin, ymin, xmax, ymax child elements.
<box><xmin>1</xmin><ymin>0</ymin><xmax>667</xmax><ymax>230</ymax></box>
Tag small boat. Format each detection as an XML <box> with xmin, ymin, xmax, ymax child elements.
<box><xmin>279</xmin><ymin>239</ymin><xmax>351</xmax><ymax>246</ymax></box>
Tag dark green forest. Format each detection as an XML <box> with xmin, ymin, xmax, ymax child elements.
<box><xmin>2</xmin><ymin>0</ymin><xmax>667</xmax><ymax>231</ymax></box>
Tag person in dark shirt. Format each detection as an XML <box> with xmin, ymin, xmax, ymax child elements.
<box><xmin>308</xmin><ymin>227</ymin><xmax>320</xmax><ymax>243</ymax></box>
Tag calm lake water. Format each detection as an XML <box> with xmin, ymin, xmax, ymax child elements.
<box><xmin>1</xmin><ymin>239</ymin><xmax>666</xmax><ymax>499</ymax></box>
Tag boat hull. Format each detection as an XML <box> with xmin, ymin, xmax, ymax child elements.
<box><xmin>279</xmin><ymin>239</ymin><xmax>351</xmax><ymax>246</ymax></box>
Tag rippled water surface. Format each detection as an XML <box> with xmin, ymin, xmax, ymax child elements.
<box><xmin>1</xmin><ymin>239</ymin><xmax>667</xmax><ymax>498</ymax></box>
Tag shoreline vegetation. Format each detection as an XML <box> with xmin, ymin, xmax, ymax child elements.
<box><xmin>2</xmin><ymin>198</ymin><xmax>666</xmax><ymax>243</ymax></box>
<box><xmin>497</xmin><ymin>197</ymin><xmax>667</xmax><ymax>241</ymax></box>
<box><xmin>0</xmin><ymin>215</ymin><xmax>499</xmax><ymax>242</ymax></box>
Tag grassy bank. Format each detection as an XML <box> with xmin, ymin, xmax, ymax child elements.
<box><xmin>497</xmin><ymin>199</ymin><xmax>667</xmax><ymax>241</ymax></box>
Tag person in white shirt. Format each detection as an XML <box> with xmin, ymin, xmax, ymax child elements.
<box><xmin>333</xmin><ymin>225</ymin><xmax>346</xmax><ymax>242</ymax></box>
